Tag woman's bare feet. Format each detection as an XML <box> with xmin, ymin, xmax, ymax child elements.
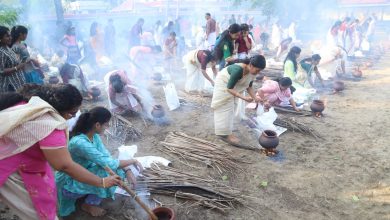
<box><xmin>81</xmin><ymin>204</ymin><xmax>106</xmax><ymax>217</ymax></box>
<box><xmin>227</xmin><ymin>134</ymin><xmax>240</xmax><ymax>144</ymax></box>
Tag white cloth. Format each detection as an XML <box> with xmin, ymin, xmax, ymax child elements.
<box><xmin>271</xmin><ymin>24</ymin><xmax>282</xmax><ymax>49</ymax></box>
<box><xmin>66</xmin><ymin>110</ymin><xmax>81</xmax><ymax>132</ymax></box>
<box><xmin>319</xmin><ymin>47</ymin><xmax>345</xmax><ymax>78</ymax></box>
<box><xmin>326</xmin><ymin>28</ymin><xmax>338</xmax><ymax>47</ymax></box>
<box><xmin>163</xmin><ymin>83</ymin><xmax>180</xmax><ymax>111</ymax></box>
<box><xmin>195</xmin><ymin>30</ymin><xmax>206</xmax><ymax>49</ymax></box>
<box><xmin>183</xmin><ymin>50</ymin><xmax>212</xmax><ymax>93</ymax></box>
<box><xmin>288</xmin><ymin>22</ymin><xmax>297</xmax><ymax>42</ymax></box>
<box><xmin>235</xmin><ymin>91</ymin><xmax>247</xmax><ymax>120</ymax></box>
<box><xmin>205</xmin><ymin>32</ymin><xmax>216</xmax><ymax>50</ymax></box>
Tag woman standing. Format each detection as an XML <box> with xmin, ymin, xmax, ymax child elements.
<box><xmin>60</xmin><ymin>26</ymin><xmax>81</xmax><ymax>64</ymax></box>
<box><xmin>283</xmin><ymin>46</ymin><xmax>302</xmax><ymax>88</ymax></box>
<box><xmin>235</xmin><ymin>24</ymin><xmax>252</xmax><ymax>59</ymax></box>
<box><xmin>0</xmin><ymin>26</ymin><xmax>26</xmax><ymax>92</ymax></box>
<box><xmin>213</xmin><ymin>23</ymin><xmax>241</xmax><ymax>70</ymax></box>
<box><xmin>211</xmin><ymin>55</ymin><xmax>266</xmax><ymax>146</ymax></box>
<box><xmin>327</xmin><ymin>21</ymin><xmax>342</xmax><ymax>47</ymax></box>
<box><xmin>89</xmin><ymin>22</ymin><xmax>105</xmax><ymax>63</ymax></box>
<box><xmin>56</xmin><ymin>107</ymin><xmax>143</xmax><ymax>217</ymax></box>
<box><xmin>299</xmin><ymin>54</ymin><xmax>324</xmax><ymax>88</ymax></box>
<box><xmin>0</xmin><ymin>84</ymin><xmax>120</xmax><ymax>220</ymax></box>
<box><xmin>11</xmin><ymin>25</ymin><xmax>44</xmax><ymax>85</ymax></box>
<box><xmin>154</xmin><ymin>20</ymin><xmax>163</xmax><ymax>47</ymax></box>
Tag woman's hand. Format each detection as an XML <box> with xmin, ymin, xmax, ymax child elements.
<box><xmin>254</xmin><ymin>96</ymin><xmax>263</xmax><ymax>103</ymax></box>
<box><xmin>126</xmin><ymin>171</ymin><xmax>137</xmax><ymax>189</ymax></box>
<box><xmin>243</xmin><ymin>96</ymin><xmax>254</xmax><ymax>102</ymax></box>
<box><xmin>263</xmin><ymin>101</ymin><xmax>271</xmax><ymax>112</ymax></box>
<box><xmin>16</xmin><ymin>62</ymin><xmax>26</xmax><ymax>70</ymax></box>
<box><xmin>103</xmin><ymin>175</ymin><xmax>122</xmax><ymax>188</ymax></box>
<box><xmin>225</xmin><ymin>56</ymin><xmax>235</xmax><ymax>62</ymax></box>
<box><xmin>31</xmin><ymin>58</ymin><xmax>41</xmax><ymax>67</ymax></box>
<box><xmin>293</xmin><ymin>107</ymin><xmax>300</xmax><ymax>112</ymax></box>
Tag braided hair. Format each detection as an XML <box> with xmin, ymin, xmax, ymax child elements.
<box><xmin>71</xmin><ymin>106</ymin><xmax>112</xmax><ymax>137</ymax></box>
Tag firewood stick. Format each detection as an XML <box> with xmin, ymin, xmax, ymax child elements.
<box><xmin>104</xmin><ymin>167</ymin><xmax>158</xmax><ymax>220</ymax></box>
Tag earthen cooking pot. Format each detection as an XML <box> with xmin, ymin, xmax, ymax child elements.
<box><xmin>151</xmin><ymin>105</ymin><xmax>165</xmax><ymax>118</ymax></box>
<box><xmin>150</xmin><ymin>207</ymin><xmax>175</xmax><ymax>220</ymax></box>
<box><xmin>259</xmin><ymin>130</ymin><xmax>279</xmax><ymax>149</ymax></box>
<box><xmin>352</xmin><ymin>69</ymin><xmax>362</xmax><ymax>78</ymax></box>
<box><xmin>152</xmin><ymin>73</ymin><xmax>163</xmax><ymax>81</ymax></box>
<box><xmin>91</xmin><ymin>87</ymin><xmax>101</xmax><ymax>98</ymax></box>
<box><xmin>310</xmin><ymin>100</ymin><xmax>325</xmax><ymax>113</ymax></box>
<box><xmin>49</xmin><ymin>76</ymin><xmax>59</xmax><ymax>84</ymax></box>
<box><xmin>333</xmin><ymin>81</ymin><xmax>345</xmax><ymax>92</ymax></box>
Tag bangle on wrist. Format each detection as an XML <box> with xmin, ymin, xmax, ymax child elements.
<box><xmin>102</xmin><ymin>177</ymin><xmax>106</xmax><ymax>188</ymax></box>
<box><xmin>123</xmin><ymin>167</ymin><xmax>132</xmax><ymax>173</ymax></box>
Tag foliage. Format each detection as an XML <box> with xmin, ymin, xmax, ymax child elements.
<box><xmin>0</xmin><ymin>4</ymin><xmax>20</xmax><ymax>27</ymax></box>
<box><xmin>230</xmin><ymin>0</ymin><xmax>278</xmax><ymax>18</ymax></box>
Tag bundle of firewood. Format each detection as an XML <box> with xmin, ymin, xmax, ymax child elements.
<box><xmin>159</xmin><ymin>132</ymin><xmax>246</xmax><ymax>175</ymax></box>
<box><xmin>138</xmin><ymin>165</ymin><xmax>246</xmax><ymax>213</ymax></box>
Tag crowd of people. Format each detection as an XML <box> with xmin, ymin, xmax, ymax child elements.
<box><xmin>0</xmin><ymin>10</ymin><xmax>382</xmax><ymax>219</ymax></box>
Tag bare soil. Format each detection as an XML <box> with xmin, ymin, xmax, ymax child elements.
<box><xmin>1</xmin><ymin>52</ymin><xmax>390</xmax><ymax>220</ymax></box>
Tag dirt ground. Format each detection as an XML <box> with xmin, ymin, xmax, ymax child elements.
<box><xmin>1</xmin><ymin>51</ymin><xmax>390</xmax><ymax>220</ymax></box>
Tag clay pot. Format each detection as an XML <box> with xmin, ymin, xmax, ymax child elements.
<box><xmin>152</xmin><ymin>73</ymin><xmax>163</xmax><ymax>81</ymax></box>
<box><xmin>352</xmin><ymin>68</ymin><xmax>363</xmax><ymax>78</ymax></box>
<box><xmin>90</xmin><ymin>87</ymin><xmax>101</xmax><ymax>99</ymax></box>
<box><xmin>310</xmin><ymin>100</ymin><xmax>325</xmax><ymax>113</ymax></box>
<box><xmin>151</xmin><ymin>105</ymin><xmax>165</xmax><ymax>118</ymax></box>
<box><xmin>258</xmin><ymin>130</ymin><xmax>279</xmax><ymax>149</ymax></box>
<box><xmin>333</xmin><ymin>81</ymin><xmax>345</xmax><ymax>92</ymax></box>
<box><xmin>49</xmin><ymin>76</ymin><xmax>59</xmax><ymax>84</ymax></box>
<box><xmin>150</xmin><ymin>207</ymin><xmax>175</xmax><ymax>220</ymax></box>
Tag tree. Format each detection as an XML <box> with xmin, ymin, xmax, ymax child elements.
<box><xmin>0</xmin><ymin>5</ymin><xmax>20</xmax><ymax>27</ymax></box>
<box><xmin>231</xmin><ymin>0</ymin><xmax>278</xmax><ymax>24</ymax></box>
<box><xmin>54</xmin><ymin>0</ymin><xmax>64</xmax><ymax>23</ymax></box>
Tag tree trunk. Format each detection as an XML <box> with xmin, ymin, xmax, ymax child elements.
<box><xmin>54</xmin><ymin>0</ymin><xmax>64</xmax><ymax>23</ymax></box>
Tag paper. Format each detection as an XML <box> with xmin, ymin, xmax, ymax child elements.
<box><xmin>67</xmin><ymin>110</ymin><xmax>81</xmax><ymax>132</ymax></box>
<box><xmin>255</xmin><ymin>107</ymin><xmax>287</xmax><ymax>136</ymax></box>
<box><xmin>164</xmin><ymin>82</ymin><xmax>181</xmax><ymax>111</ymax></box>
<box><xmin>115</xmin><ymin>145</ymin><xmax>171</xmax><ymax>197</ymax></box>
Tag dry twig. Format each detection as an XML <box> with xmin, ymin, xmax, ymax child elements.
<box><xmin>274</xmin><ymin>117</ymin><xmax>322</xmax><ymax>139</ymax></box>
<box><xmin>138</xmin><ymin>165</ymin><xmax>245</xmax><ymax>213</ymax></box>
<box><xmin>159</xmin><ymin>132</ymin><xmax>246</xmax><ymax>175</ymax></box>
